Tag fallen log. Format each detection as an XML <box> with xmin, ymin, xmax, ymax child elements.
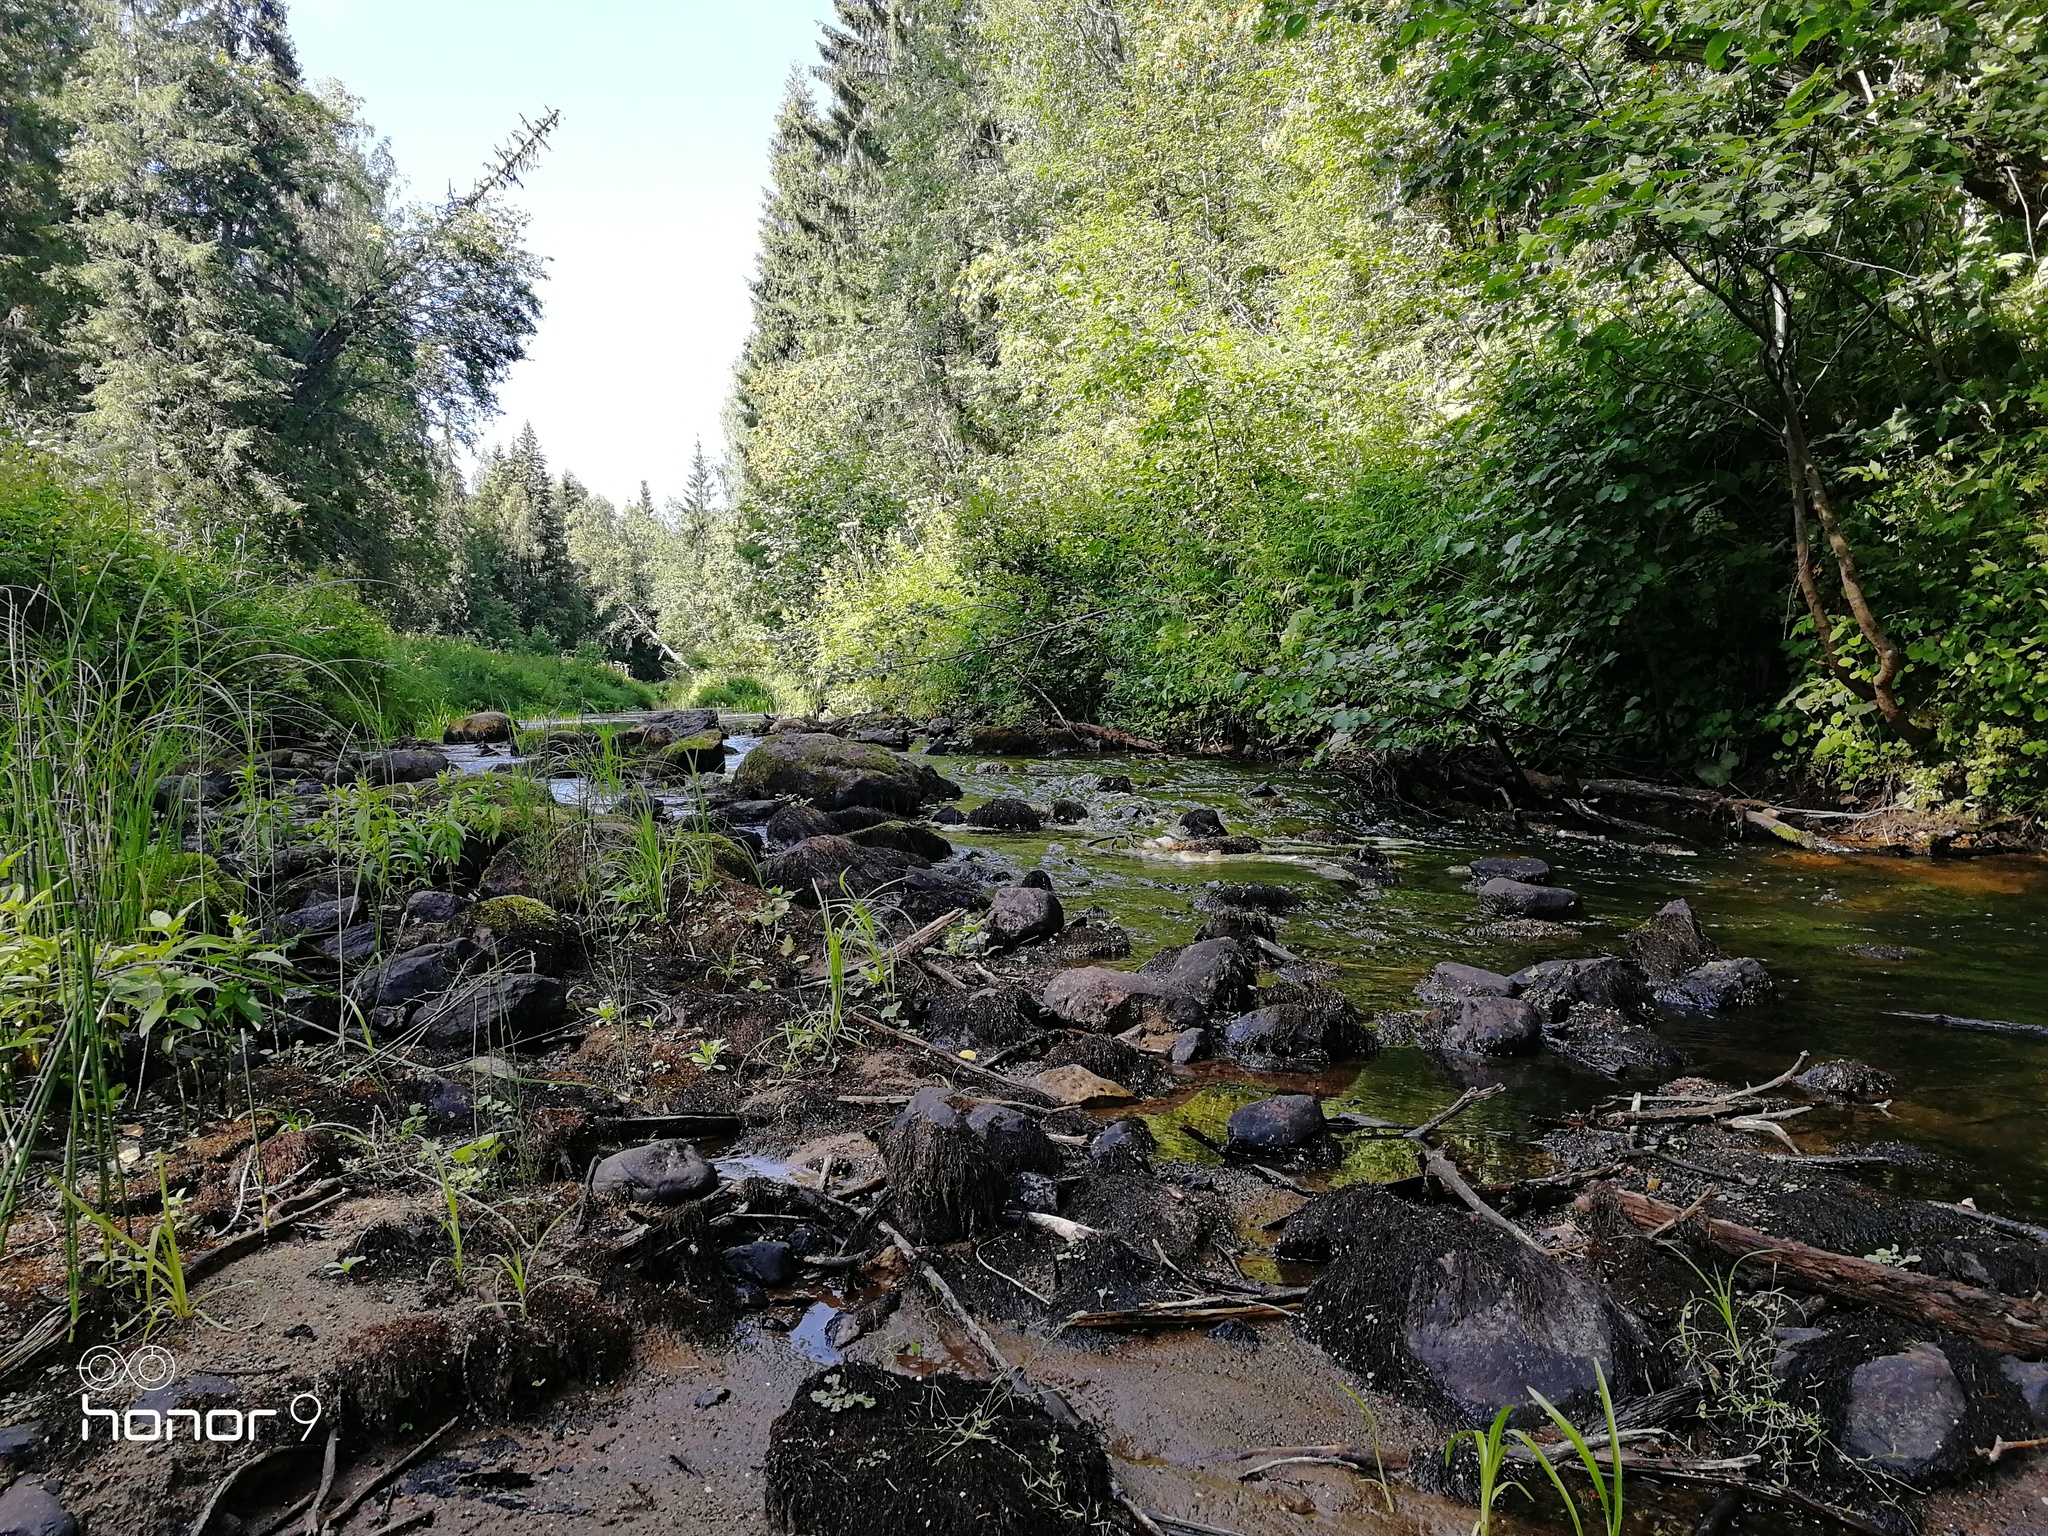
<box><xmin>1061</xmin><ymin>1298</ymin><xmax>1302</xmax><ymax>1331</ymax></box>
<box><xmin>1069</xmin><ymin>721</ymin><xmax>1165</xmax><ymax>753</ymax></box>
<box><xmin>1585</xmin><ymin>1184</ymin><xmax>2048</xmax><ymax>1359</ymax></box>
<box><xmin>1889</xmin><ymin>1010</ymin><xmax>2048</xmax><ymax>1042</ymax></box>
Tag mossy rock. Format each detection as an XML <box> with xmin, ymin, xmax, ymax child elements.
<box><xmin>652</xmin><ymin>732</ymin><xmax>728</xmax><ymax>774</ymax></box>
<box><xmin>732</xmin><ymin>732</ymin><xmax>959</xmax><ymax>813</ymax></box>
<box><xmin>846</xmin><ymin>821</ymin><xmax>952</xmax><ymax>861</ymax></box>
<box><xmin>139</xmin><ymin>850</ymin><xmax>245</xmax><ymax>925</ymax></box>
<box><xmin>470</xmin><ymin>895</ymin><xmax>574</xmax><ymax>968</ymax></box>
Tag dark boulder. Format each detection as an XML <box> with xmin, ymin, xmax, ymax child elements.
<box><xmin>1797</xmin><ymin>1059</ymin><xmax>1897</xmax><ymax>1102</ymax></box>
<box><xmin>403</xmin><ymin>889</ymin><xmax>466</xmax><ymax>926</ymax></box>
<box><xmin>1218</xmin><ymin>1004</ymin><xmax>1368</xmax><ymax>1071</ymax></box>
<box><xmin>723</xmin><ymin>1240</ymin><xmax>797</xmax><ymax>1289</ymax></box>
<box><xmin>827</xmin><ymin>806</ymin><xmax>897</xmax><ymax>833</ymax></box>
<box><xmin>153</xmin><ymin>770</ymin><xmax>237</xmax><ymax>813</ymax></box>
<box><xmin>1226</xmin><ymin>1094</ymin><xmax>1328</xmax><ymax>1151</ymax></box>
<box><xmin>1655</xmin><ymin>956</ymin><xmax>1772</xmax><ymax>1011</ymax></box>
<box><xmin>348</xmin><ymin>942</ymin><xmax>468</xmax><ymax>1011</ymax></box>
<box><xmin>1088</xmin><ymin>1118</ymin><xmax>1155</xmax><ymax>1174</ymax></box>
<box><xmin>651</xmin><ymin>732</ymin><xmax>729</xmax><ymax>773</ymax></box>
<box><xmin>362</xmin><ymin>747</ymin><xmax>450</xmax><ymax>785</ymax></box>
<box><xmin>1193</xmin><ymin>882</ymin><xmax>1301</xmax><ymax>914</ymax></box>
<box><xmin>967</xmin><ymin>797</ymin><xmax>1042</xmax><ymax>832</ymax></box>
<box><xmin>986</xmin><ymin>885</ymin><xmax>1065</xmax><ymax>949</ymax></box>
<box><xmin>897</xmin><ymin>865</ymin><xmax>986</xmax><ymax>920</ymax></box>
<box><xmin>1839</xmin><ymin>1344</ymin><xmax>1968</xmax><ymax>1479</ymax></box>
<box><xmin>1299</xmin><ymin>1207</ymin><xmax>1659</xmax><ymax>1427</ymax></box>
<box><xmin>1468</xmin><ymin>856</ymin><xmax>1551</xmax><ymax>884</ymax></box>
<box><xmin>1019</xmin><ymin>868</ymin><xmax>1053</xmax><ymax>890</ymax></box>
<box><xmin>1194</xmin><ymin>907</ymin><xmax>1279</xmax><ymax>944</ymax></box>
<box><xmin>0</xmin><ymin>1481</ymin><xmax>78</xmax><ymax>1536</ymax></box>
<box><xmin>1511</xmin><ymin>957</ymin><xmax>1652</xmax><ymax>1021</ymax></box>
<box><xmin>592</xmin><ymin>1140</ymin><xmax>719</xmax><ymax>1205</ymax></box>
<box><xmin>1415</xmin><ymin>961</ymin><xmax>1517</xmax><ymax>1006</ymax></box>
<box><xmin>965</xmin><ymin>1103</ymin><xmax>1060</xmax><ymax>1176</ymax></box>
<box><xmin>1048</xmin><ymin>798</ymin><xmax>1089</xmax><ymax>823</ymax></box>
<box><xmin>963</xmin><ymin>723</ymin><xmax>1097</xmax><ymax>758</ymax></box>
<box><xmin>1039</xmin><ymin>967</ymin><xmax>1206</xmax><ymax>1033</ymax></box>
<box><xmin>1436</xmin><ymin>995</ymin><xmax>1544</xmax><ymax>1057</ymax></box>
<box><xmin>1475</xmin><ymin>878</ymin><xmax>1581</xmax><ymax>919</ymax></box>
<box><xmin>733</xmin><ymin>732</ymin><xmax>958</xmax><ymax>813</ymax></box>
<box><xmin>1095</xmin><ymin>773</ymin><xmax>1134</xmax><ymax>792</ymax></box>
<box><xmin>1542</xmin><ymin>1010</ymin><xmax>1684</xmax><ymax>1080</ymax></box>
<box><xmin>924</xmin><ymin>986</ymin><xmax>1039</xmax><ymax>1051</ymax></box>
<box><xmin>1175</xmin><ymin>808</ymin><xmax>1228</xmax><ymax>839</ymax></box>
<box><xmin>315</xmin><ymin>923</ymin><xmax>380</xmax><ymax>964</ymax></box>
<box><xmin>1627</xmin><ymin>898</ymin><xmax>1720</xmax><ymax>984</ymax></box>
<box><xmin>765</xmin><ymin>1363</ymin><xmax>1119</xmax><ymax>1536</ymax></box>
<box><xmin>765</xmin><ymin>803</ymin><xmax>836</xmax><ymax>848</ymax></box>
<box><xmin>846</xmin><ymin>820</ymin><xmax>953</xmax><ymax>861</ymax></box>
<box><xmin>274</xmin><ymin>895</ymin><xmax>367</xmax><ymax>939</ymax></box>
<box><xmin>443</xmin><ymin>711</ymin><xmax>514</xmax><ymax>745</ymax></box>
<box><xmin>893</xmin><ymin>1084</ymin><xmax>963</xmax><ymax>1131</ymax></box>
<box><xmin>760</xmin><ymin>835</ymin><xmax>919</xmax><ymax>905</ymax></box>
<box><xmin>932</xmin><ymin>805</ymin><xmax>965</xmax><ymax>824</ymax></box>
<box><xmin>1137</xmin><ymin>938</ymin><xmax>1258</xmax><ymax>1012</ymax></box>
<box><xmin>414</xmin><ymin>973</ymin><xmax>570</xmax><ymax>1051</ymax></box>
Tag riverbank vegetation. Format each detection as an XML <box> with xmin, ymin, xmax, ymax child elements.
<box><xmin>714</xmin><ymin>0</ymin><xmax>2048</xmax><ymax>813</ymax></box>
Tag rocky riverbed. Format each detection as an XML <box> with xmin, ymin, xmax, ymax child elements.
<box><xmin>3</xmin><ymin>710</ymin><xmax>2046</xmax><ymax>1536</ymax></box>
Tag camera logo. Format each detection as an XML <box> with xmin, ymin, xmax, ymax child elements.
<box><xmin>78</xmin><ymin>1345</ymin><xmax>324</xmax><ymax>1443</ymax></box>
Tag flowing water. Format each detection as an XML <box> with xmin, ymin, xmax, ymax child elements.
<box><xmin>481</xmin><ymin>725</ymin><xmax>2048</xmax><ymax>1223</ymax></box>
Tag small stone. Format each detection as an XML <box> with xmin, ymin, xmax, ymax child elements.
<box><xmin>1796</xmin><ymin>1058</ymin><xmax>1896</xmax><ymax>1101</ymax></box>
<box><xmin>591</xmin><ymin>1140</ymin><xmax>719</xmax><ymax>1205</ymax></box>
<box><xmin>1437</xmin><ymin>996</ymin><xmax>1544</xmax><ymax>1057</ymax></box>
<box><xmin>1167</xmin><ymin>1027</ymin><xmax>1208</xmax><ymax>1065</ymax></box>
<box><xmin>965</xmin><ymin>1103</ymin><xmax>1060</xmax><ymax>1175</ymax></box>
<box><xmin>1655</xmin><ymin>957</ymin><xmax>1772</xmax><ymax>1011</ymax></box>
<box><xmin>403</xmin><ymin>889</ymin><xmax>465</xmax><ymax>925</ymax></box>
<box><xmin>1840</xmin><ymin>1343</ymin><xmax>1967</xmax><ymax>1478</ymax></box>
<box><xmin>413</xmin><ymin>972</ymin><xmax>570</xmax><ymax>1051</ymax></box>
<box><xmin>933</xmin><ymin>805</ymin><xmax>965</xmax><ymax>824</ymax></box>
<box><xmin>987</xmin><ymin>886</ymin><xmax>1065</xmax><ymax>948</ymax></box>
<box><xmin>894</xmin><ymin>1084</ymin><xmax>962</xmax><ymax>1130</ymax></box>
<box><xmin>2000</xmin><ymin>1358</ymin><xmax>2048</xmax><ymax>1426</ymax></box>
<box><xmin>1019</xmin><ymin>869</ymin><xmax>1053</xmax><ymax>890</ymax></box>
<box><xmin>694</xmin><ymin>1386</ymin><xmax>731</xmax><ymax>1410</ymax></box>
<box><xmin>1089</xmin><ymin>1117</ymin><xmax>1155</xmax><ymax>1172</ymax></box>
<box><xmin>1247</xmin><ymin>783</ymin><xmax>1280</xmax><ymax>799</ymax></box>
<box><xmin>0</xmin><ymin>1425</ymin><xmax>42</xmax><ymax>1463</ymax></box>
<box><xmin>363</xmin><ymin>747</ymin><xmax>451</xmax><ymax>785</ymax></box>
<box><xmin>723</xmin><ymin>1240</ymin><xmax>796</xmax><ymax>1288</ymax></box>
<box><xmin>1627</xmin><ymin>898</ymin><xmax>1720</xmax><ymax>984</ymax></box>
<box><xmin>1226</xmin><ymin>1094</ymin><xmax>1327</xmax><ymax>1150</ymax></box>
<box><xmin>1013</xmin><ymin>1171</ymin><xmax>1061</xmax><ymax>1214</ymax></box>
<box><xmin>1049</xmin><ymin>798</ymin><xmax>1088</xmax><ymax>823</ymax></box>
<box><xmin>1095</xmin><ymin>774</ymin><xmax>1133</xmax><ymax>792</ymax></box>
<box><xmin>1208</xmin><ymin>1319</ymin><xmax>1260</xmax><ymax>1346</ymax></box>
<box><xmin>1025</xmin><ymin>1064</ymin><xmax>1134</xmax><ymax>1108</ymax></box>
<box><xmin>273</xmin><ymin>895</ymin><xmax>367</xmax><ymax>938</ymax></box>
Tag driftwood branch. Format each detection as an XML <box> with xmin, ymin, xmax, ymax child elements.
<box><xmin>1587</xmin><ymin>1184</ymin><xmax>2048</xmax><ymax>1359</ymax></box>
<box><xmin>864</xmin><ymin>1020</ymin><xmax>1063</xmax><ymax>1106</ymax></box>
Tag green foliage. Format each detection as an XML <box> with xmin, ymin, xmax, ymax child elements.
<box><xmin>1445</xmin><ymin>1406</ymin><xmax>1524</xmax><ymax>1536</ymax></box>
<box><xmin>688</xmin><ymin>673</ymin><xmax>778</xmax><ymax>711</ymax></box>
<box><xmin>378</xmin><ymin>633</ymin><xmax>658</xmax><ymax>725</ymax></box>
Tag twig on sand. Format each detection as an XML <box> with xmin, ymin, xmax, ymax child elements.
<box><xmin>304</xmin><ymin>1426</ymin><xmax>339</xmax><ymax>1535</ymax></box>
<box><xmin>865</xmin><ymin>1019</ymin><xmax>1063</xmax><ymax>1106</ymax></box>
<box><xmin>882</xmin><ymin>908</ymin><xmax>967</xmax><ymax>961</ymax></box>
<box><xmin>880</xmin><ymin>1220</ymin><xmax>1028</xmax><ymax>1388</ymax></box>
<box><xmin>190</xmin><ymin>1446</ymin><xmax>299</xmax><ymax>1536</ymax></box>
<box><xmin>300</xmin><ymin>1414</ymin><xmax>462</xmax><ymax>1536</ymax></box>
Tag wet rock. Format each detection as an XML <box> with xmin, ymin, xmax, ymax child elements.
<box><xmin>1167</xmin><ymin>1027</ymin><xmax>1208</xmax><ymax>1064</ymax></box>
<box><xmin>414</xmin><ymin>972</ymin><xmax>569</xmax><ymax>1052</ymax></box>
<box><xmin>362</xmin><ymin>746</ymin><xmax>450</xmax><ymax>785</ymax></box>
<box><xmin>924</xmin><ymin>986</ymin><xmax>1039</xmax><ymax>1051</ymax></box>
<box><xmin>1039</xmin><ymin>967</ymin><xmax>1206</xmax><ymax>1034</ymax></box>
<box><xmin>1025</xmin><ymin>1063</ymin><xmax>1136</xmax><ymax>1109</ymax></box>
<box><xmin>1627</xmin><ymin>898</ymin><xmax>1720</xmax><ymax>984</ymax></box>
<box><xmin>893</xmin><ymin>1084</ymin><xmax>963</xmax><ymax>1131</ymax></box>
<box><xmin>403</xmin><ymin>889</ymin><xmax>466</xmax><ymax>926</ymax></box>
<box><xmin>766</xmin><ymin>802</ymin><xmax>836</xmax><ymax>848</ymax></box>
<box><xmin>716</xmin><ymin>798</ymin><xmax>789</xmax><ymax>826</ymax></box>
<box><xmin>476</xmin><ymin>849</ymin><xmax>533</xmax><ymax>899</ymax></box>
<box><xmin>766</xmin><ymin>1362</ymin><xmax>1119</xmax><ymax>1535</ymax></box>
<box><xmin>1415</xmin><ymin>961</ymin><xmax>1517</xmax><ymax>1005</ymax></box>
<box><xmin>1089</xmin><ymin>1117</ymin><xmax>1155</xmax><ymax>1173</ymax></box>
<box><xmin>1797</xmin><ymin>1059</ymin><xmax>1897</xmax><ymax>1102</ymax></box>
<box><xmin>1193</xmin><ymin>882</ymin><xmax>1299</xmax><ymax>914</ymax></box>
<box><xmin>878</xmin><ymin>1113</ymin><xmax>1007</xmax><ymax>1244</ymax></box>
<box><xmin>1095</xmin><ymin>773</ymin><xmax>1134</xmax><ymax>792</ymax></box>
<box><xmin>966</xmin><ymin>1103</ymin><xmax>1060</xmax><ymax>1176</ymax></box>
<box><xmin>986</xmin><ymin>885</ymin><xmax>1065</xmax><ymax>949</ymax></box>
<box><xmin>1542</xmin><ymin>1010</ymin><xmax>1684</xmax><ymax>1080</ymax></box>
<box><xmin>1468</xmin><ymin>855</ymin><xmax>1551</xmax><ymax>884</ymax></box>
<box><xmin>0</xmin><ymin>1426</ymin><xmax>41</xmax><ymax>1466</ymax></box>
<box><xmin>349</xmin><ymin>942</ymin><xmax>468</xmax><ymax>1011</ymax></box>
<box><xmin>723</xmin><ymin>1240</ymin><xmax>796</xmax><ymax>1289</ymax></box>
<box><xmin>1175</xmin><ymin>808</ymin><xmax>1228</xmax><ymax>839</ymax></box>
<box><xmin>1226</xmin><ymin>1094</ymin><xmax>1327</xmax><ymax>1151</ymax></box>
<box><xmin>826</xmin><ymin>806</ymin><xmax>897</xmax><ymax>833</ymax></box>
<box><xmin>760</xmin><ymin>835</ymin><xmax>919</xmax><ymax>904</ymax></box>
<box><xmin>964</xmin><ymin>723</ymin><xmax>1097</xmax><ymax>758</ymax></box>
<box><xmin>1194</xmin><ymin>907</ymin><xmax>1278</xmax><ymax>944</ymax></box>
<box><xmin>733</xmin><ymin>732</ymin><xmax>958</xmax><ymax>814</ymax></box>
<box><xmin>1840</xmin><ymin>1344</ymin><xmax>1968</xmax><ymax>1478</ymax></box>
<box><xmin>1219</xmin><ymin>1004</ymin><xmax>1366</xmax><ymax>1071</ymax></box>
<box><xmin>1019</xmin><ymin>869</ymin><xmax>1053</xmax><ymax>890</ymax></box>
<box><xmin>852</xmin><ymin>725</ymin><xmax>910</xmax><ymax>750</ymax></box>
<box><xmin>1138</xmin><ymin>938</ymin><xmax>1259</xmax><ymax>1012</ymax></box>
<box><xmin>443</xmin><ymin>711</ymin><xmax>514</xmax><ymax>745</ymax></box>
<box><xmin>1437</xmin><ymin>996</ymin><xmax>1544</xmax><ymax>1057</ymax></box>
<box><xmin>153</xmin><ymin>770</ymin><xmax>237</xmax><ymax>812</ymax></box>
<box><xmin>649</xmin><ymin>732</ymin><xmax>728</xmax><ymax>773</ymax></box>
<box><xmin>1048</xmin><ymin>798</ymin><xmax>1089</xmax><ymax>823</ymax></box>
<box><xmin>899</xmin><ymin>865</ymin><xmax>987</xmax><ymax>920</ymax></box>
<box><xmin>1475</xmin><ymin>878</ymin><xmax>1581</xmax><ymax>919</ymax></box>
<box><xmin>846</xmin><ymin>820</ymin><xmax>953</xmax><ymax>861</ymax></box>
<box><xmin>1247</xmin><ymin>782</ymin><xmax>1280</xmax><ymax>798</ymax></box>
<box><xmin>967</xmin><ymin>796</ymin><xmax>1042</xmax><ymax>831</ymax></box>
<box><xmin>411</xmin><ymin>1074</ymin><xmax>474</xmax><ymax>1131</ymax></box>
<box><xmin>275</xmin><ymin>894</ymin><xmax>367</xmax><ymax>938</ymax></box>
<box><xmin>592</xmin><ymin>1140</ymin><xmax>719</xmax><ymax>1205</ymax></box>
<box><xmin>1512</xmin><ymin>957</ymin><xmax>1652</xmax><ymax>1021</ymax></box>
<box><xmin>932</xmin><ymin>805</ymin><xmax>965</xmax><ymax>825</ymax></box>
<box><xmin>0</xmin><ymin>1481</ymin><xmax>78</xmax><ymax>1536</ymax></box>
<box><xmin>1655</xmin><ymin>956</ymin><xmax>1772</xmax><ymax>1011</ymax></box>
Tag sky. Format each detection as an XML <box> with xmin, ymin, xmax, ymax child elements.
<box><xmin>291</xmin><ymin>0</ymin><xmax>838</xmax><ymax>507</ymax></box>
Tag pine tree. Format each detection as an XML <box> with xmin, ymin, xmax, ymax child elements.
<box><xmin>0</xmin><ymin>1</ymin><xmax>88</xmax><ymax>409</ymax></box>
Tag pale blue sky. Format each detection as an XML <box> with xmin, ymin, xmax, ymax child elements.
<box><xmin>291</xmin><ymin>0</ymin><xmax>837</xmax><ymax>505</ymax></box>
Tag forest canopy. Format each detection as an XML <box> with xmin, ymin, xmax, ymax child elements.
<box><xmin>724</xmin><ymin>0</ymin><xmax>2048</xmax><ymax>808</ymax></box>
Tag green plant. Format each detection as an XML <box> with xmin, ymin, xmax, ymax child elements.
<box><xmin>420</xmin><ymin>1134</ymin><xmax>500</xmax><ymax>1283</ymax></box>
<box><xmin>685</xmin><ymin>1037</ymin><xmax>730</xmax><ymax>1072</ymax></box>
<box><xmin>1672</xmin><ymin>1254</ymin><xmax>1829</xmax><ymax>1478</ymax></box>
<box><xmin>65</xmin><ymin>1158</ymin><xmax>197</xmax><ymax>1335</ymax></box>
<box><xmin>776</xmin><ymin>890</ymin><xmax>894</xmax><ymax>1068</ymax></box>
<box><xmin>1514</xmin><ymin>1364</ymin><xmax>1625</xmax><ymax>1536</ymax></box>
<box><xmin>484</xmin><ymin>1206</ymin><xmax>572</xmax><ymax>1318</ymax></box>
<box><xmin>1445</xmin><ymin>1406</ymin><xmax>1524</xmax><ymax>1536</ymax></box>
<box><xmin>1338</xmin><ymin>1383</ymin><xmax>1398</xmax><ymax>1515</ymax></box>
<box><xmin>308</xmin><ymin>775</ymin><xmax>510</xmax><ymax>891</ymax></box>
